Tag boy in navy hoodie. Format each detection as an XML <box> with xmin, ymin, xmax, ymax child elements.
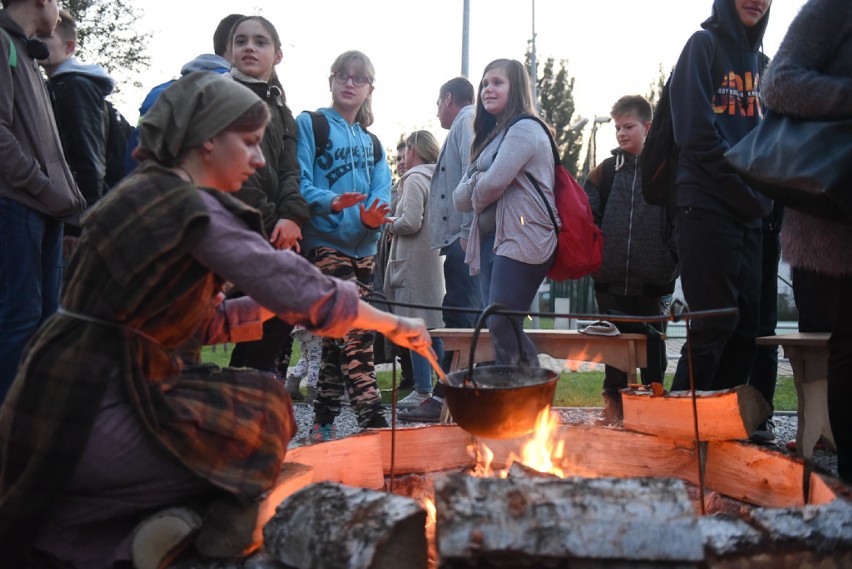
<box><xmin>669</xmin><ymin>0</ymin><xmax>773</xmax><ymax>395</ymax></box>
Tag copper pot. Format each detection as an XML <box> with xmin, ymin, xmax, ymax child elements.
<box><xmin>441</xmin><ymin>303</ymin><xmax>558</xmax><ymax>439</ymax></box>
<box><xmin>444</xmin><ymin>365</ymin><xmax>558</xmax><ymax>439</ymax></box>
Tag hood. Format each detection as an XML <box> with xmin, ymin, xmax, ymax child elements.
<box><xmin>607</xmin><ymin>146</ymin><xmax>636</xmax><ymax>173</ymax></box>
<box><xmin>320</xmin><ymin>106</ymin><xmax>354</xmax><ymax>129</ymax></box>
<box><xmin>702</xmin><ymin>0</ymin><xmax>771</xmax><ymax>49</ymax></box>
<box><xmin>51</xmin><ymin>56</ymin><xmax>115</xmax><ymax>96</ymax></box>
<box><xmin>399</xmin><ymin>163</ymin><xmax>436</xmax><ymax>192</ymax></box>
<box><xmin>229</xmin><ymin>68</ymin><xmax>284</xmax><ymax>104</ymax></box>
<box><xmin>0</xmin><ymin>10</ymin><xmax>26</xmax><ymax>40</ymax></box>
<box><xmin>180</xmin><ymin>53</ymin><xmax>231</xmax><ymax>76</ymax></box>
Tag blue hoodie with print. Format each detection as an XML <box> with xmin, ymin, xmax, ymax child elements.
<box><xmin>670</xmin><ymin>0</ymin><xmax>772</xmax><ymax>226</ymax></box>
<box><xmin>296</xmin><ymin>107</ymin><xmax>391</xmax><ymax>258</ymax></box>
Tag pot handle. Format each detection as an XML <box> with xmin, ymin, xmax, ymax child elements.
<box><xmin>466</xmin><ymin>303</ymin><xmax>527</xmax><ymax>385</ymax></box>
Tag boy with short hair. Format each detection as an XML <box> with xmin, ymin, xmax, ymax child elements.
<box><xmin>38</xmin><ymin>8</ymin><xmax>116</xmax><ymax>221</ymax></box>
<box><xmin>0</xmin><ymin>0</ymin><xmax>85</xmax><ymax>402</ymax></box>
<box><xmin>583</xmin><ymin>94</ymin><xmax>678</xmax><ymax>424</ymax></box>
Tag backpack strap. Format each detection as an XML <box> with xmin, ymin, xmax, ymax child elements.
<box><xmin>366</xmin><ymin>131</ymin><xmax>382</xmax><ymax>165</ymax></box>
<box><xmin>1</xmin><ymin>27</ymin><xmax>18</xmax><ymax>69</ymax></box>
<box><xmin>502</xmin><ymin>114</ymin><xmax>561</xmax><ymax>231</ymax></box>
<box><xmin>598</xmin><ymin>157</ymin><xmax>616</xmax><ymax>213</ymax></box>
<box><xmin>307</xmin><ymin>110</ymin><xmax>382</xmax><ymax>165</ymax></box>
<box><xmin>525</xmin><ymin>172</ymin><xmax>559</xmax><ymax>232</ymax></box>
<box><xmin>506</xmin><ymin>114</ymin><xmax>560</xmax><ymax>166</ymax></box>
<box><xmin>307</xmin><ymin>110</ymin><xmax>330</xmax><ymax>160</ymax></box>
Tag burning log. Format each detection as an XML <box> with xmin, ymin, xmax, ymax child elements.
<box><xmin>257</xmin><ymin>462</ymin><xmax>314</xmax><ymax>535</ymax></box>
<box><xmin>264</xmin><ymin>481</ymin><xmax>429</xmax><ymax>569</ymax></box>
<box><xmin>699</xmin><ymin>498</ymin><xmax>852</xmax><ymax>566</ymax></box>
<box><xmin>622</xmin><ymin>384</ymin><xmax>771</xmax><ymax>441</ymax></box>
<box><xmin>434</xmin><ymin>474</ymin><xmax>705</xmax><ymax>566</ymax></box>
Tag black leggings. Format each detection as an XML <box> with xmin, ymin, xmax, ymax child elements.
<box><xmin>795</xmin><ymin>269</ymin><xmax>852</xmax><ymax>483</ymax></box>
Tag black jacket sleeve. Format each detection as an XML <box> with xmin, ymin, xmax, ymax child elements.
<box><xmin>49</xmin><ymin>74</ymin><xmax>106</xmax><ymax>207</ymax></box>
<box><xmin>274</xmin><ymin>105</ymin><xmax>309</xmax><ymax>227</ymax></box>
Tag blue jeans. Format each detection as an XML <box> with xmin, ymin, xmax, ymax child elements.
<box><xmin>479</xmin><ymin>233</ymin><xmax>552</xmax><ymax>366</ymax></box>
<box><xmin>671</xmin><ymin>207</ymin><xmax>762</xmax><ymax>391</ymax></box>
<box><xmin>440</xmin><ymin>240</ymin><xmax>482</xmax><ymax>329</ymax></box>
<box><xmin>436</xmin><ymin>240</ymin><xmax>483</xmax><ymax>380</ymax></box>
<box><xmin>0</xmin><ymin>197</ymin><xmax>64</xmax><ymax>401</ymax></box>
<box><xmin>409</xmin><ymin>337</ymin><xmax>445</xmax><ymax>393</ymax></box>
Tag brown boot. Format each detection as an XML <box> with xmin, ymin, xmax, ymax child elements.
<box><xmin>195</xmin><ymin>497</ymin><xmax>262</xmax><ymax>558</ymax></box>
<box><xmin>597</xmin><ymin>390</ymin><xmax>624</xmax><ymax>426</ymax></box>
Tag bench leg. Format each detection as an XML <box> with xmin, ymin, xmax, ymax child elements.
<box><xmin>439</xmin><ymin>399</ymin><xmax>453</xmax><ymax>423</ymax></box>
<box><xmin>796</xmin><ymin>378</ymin><xmax>835</xmax><ymax>460</ymax></box>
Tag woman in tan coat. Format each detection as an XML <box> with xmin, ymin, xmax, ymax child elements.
<box><xmin>385</xmin><ymin>130</ymin><xmax>446</xmax><ymax>407</ymax></box>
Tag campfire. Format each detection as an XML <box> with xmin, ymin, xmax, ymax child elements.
<box><xmin>249</xmin><ymin>399</ymin><xmax>852</xmax><ymax>569</ymax></box>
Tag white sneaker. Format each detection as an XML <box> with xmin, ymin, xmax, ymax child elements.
<box><xmin>397</xmin><ymin>390</ymin><xmax>432</xmax><ymax>408</ymax></box>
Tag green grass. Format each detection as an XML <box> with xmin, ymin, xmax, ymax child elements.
<box><xmin>201</xmin><ymin>344</ymin><xmax>798</xmax><ymax>411</ymax></box>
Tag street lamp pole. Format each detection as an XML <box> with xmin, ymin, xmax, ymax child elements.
<box><xmin>530</xmin><ymin>0</ymin><xmax>538</xmax><ymax>111</ymax></box>
<box><xmin>462</xmin><ymin>0</ymin><xmax>470</xmax><ymax>77</ymax></box>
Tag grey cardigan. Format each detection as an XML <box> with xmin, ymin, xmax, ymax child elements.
<box><xmin>453</xmin><ymin>119</ymin><xmax>557</xmax><ymax>274</ymax></box>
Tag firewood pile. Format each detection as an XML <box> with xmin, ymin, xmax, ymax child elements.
<box><xmin>171</xmin><ymin>387</ymin><xmax>852</xmax><ymax>568</ymax></box>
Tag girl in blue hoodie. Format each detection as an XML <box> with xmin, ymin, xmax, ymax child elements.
<box><xmin>296</xmin><ymin>50</ymin><xmax>393</xmax><ymax>441</ymax></box>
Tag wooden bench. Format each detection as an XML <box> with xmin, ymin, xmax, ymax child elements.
<box><xmin>756</xmin><ymin>333</ymin><xmax>835</xmax><ymax>459</ymax></box>
<box><xmin>432</xmin><ymin>328</ymin><xmax>650</xmax><ymax>424</ymax></box>
<box><xmin>432</xmin><ymin>328</ymin><xmax>649</xmax><ymax>382</ymax></box>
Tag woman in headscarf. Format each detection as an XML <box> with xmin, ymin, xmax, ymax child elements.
<box><xmin>0</xmin><ymin>72</ymin><xmax>434</xmax><ymax>568</ymax></box>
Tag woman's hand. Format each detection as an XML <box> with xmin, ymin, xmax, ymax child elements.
<box><xmin>270</xmin><ymin>219</ymin><xmax>302</xmax><ymax>252</ymax></box>
<box><xmin>385</xmin><ymin>316</ymin><xmax>436</xmax><ymax>362</ymax></box>
<box><xmin>360</xmin><ymin>198</ymin><xmax>392</xmax><ymax>229</ymax></box>
<box><xmin>354</xmin><ymin>302</ymin><xmax>435</xmax><ymax>364</ymax></box>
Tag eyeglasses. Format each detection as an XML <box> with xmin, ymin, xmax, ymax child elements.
<box><xmin>332</xmin><ymin>72</ymin><xmax>372</xmax><ymax>87</ymax></box>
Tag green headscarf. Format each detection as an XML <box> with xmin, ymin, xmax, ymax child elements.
<box><xmin>138</xmin><ymin>71</ymin><xmax>263</xmax><ymax>165</ymax></box>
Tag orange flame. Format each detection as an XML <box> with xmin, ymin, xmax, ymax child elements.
<box><xmin>469</xmin><ymin>441</ymin><xmax>495</xmax><ymax>477</ymax></box>
<box><xmin>472</xmin><ymin>408</ymin><xmax>565</xmax><ymax>478</ymax></box>
<box><xmin>511</xmin><ymin>408</ymin><xmax>565</xmax><ymax>477</ymax></box>
<box><xmin>563</xmin><ymin>347</ymin><xmax>604</xmax><ymax>372</ymax></box>
<box><xmin>421</xmin><ymin>496</ymin><xmax>438</xmax><ymax>569</ymax></box>
<box><xmin>423</xmin><ymin>496</ymin><xmax>436</xmax><ymax>529</ymax></box>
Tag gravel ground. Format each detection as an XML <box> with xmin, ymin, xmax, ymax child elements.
<box><xmin>288</xmin><ymin>401</ymin><xmax>840</xmax><ymax>481</ymax></box>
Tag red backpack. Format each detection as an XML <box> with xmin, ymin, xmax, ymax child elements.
<box><xmin>513</xmin><ymin>116</ymin><xmax>604</xmax><ymax>281</ymax></box>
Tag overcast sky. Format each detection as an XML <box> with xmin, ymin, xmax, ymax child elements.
<box><xmin>120</xmin><ymin>0</ymin><xmax>808</xmax><ymax>163</ymax></box>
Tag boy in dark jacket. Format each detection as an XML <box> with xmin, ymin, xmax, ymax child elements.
<box><xmin>38</xmin><ymin>9</ymin><xmax>114</xmax><ymax>236</ymax></box>
<box><xmin>583</xmin><ymin>95</ymin><xmax>678</xmax><ymax>424</ymax></box>
<box><xmin>669</xmin><ymin>0</ymin><xmax>773</xmax><ymax>394</ymax></box>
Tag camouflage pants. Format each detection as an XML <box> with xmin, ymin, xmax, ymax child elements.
<box><xmin>307</xmin><ymin>247</ymin><xmax>384</xmax><ymax>427</ymax></box>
